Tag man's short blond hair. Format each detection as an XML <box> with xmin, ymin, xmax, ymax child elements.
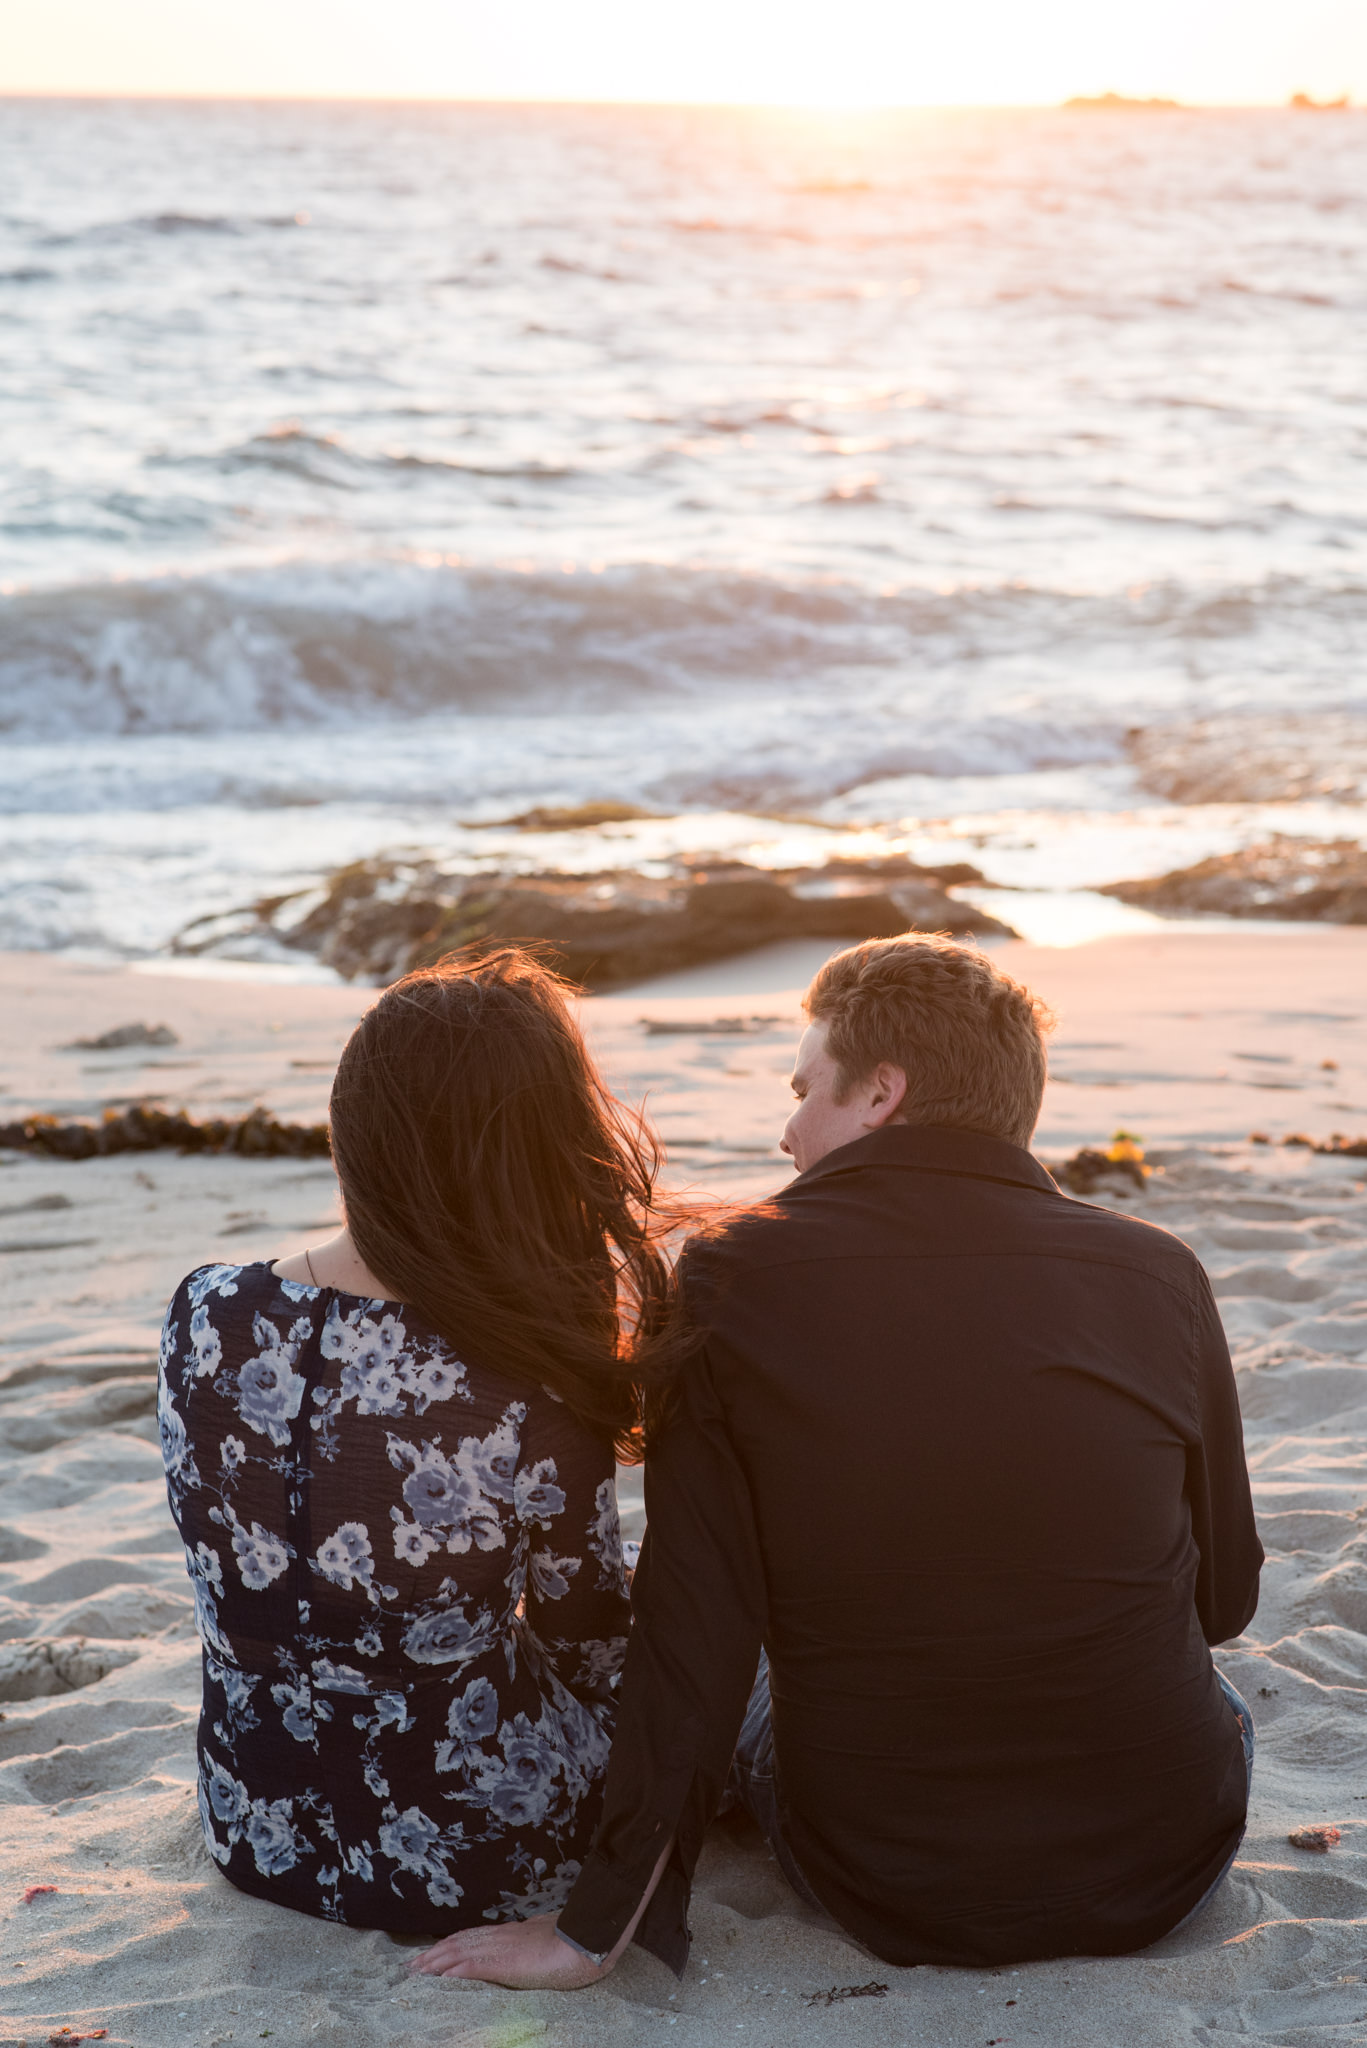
<box><xmin>804</xmin><ymin>934</ymin><xmax>1052</xmax><ymax>1149</ymax></box>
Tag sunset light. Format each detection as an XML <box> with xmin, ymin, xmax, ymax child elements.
<box><xmin>5</xmin><ymin>0</ymin><xmax>1366</xmax><ymax>103</ymax></box>
<box><xmin>5</xmin><ymin>0</ymin><xmax>1367</xmax><ymax>2025</ymax></box>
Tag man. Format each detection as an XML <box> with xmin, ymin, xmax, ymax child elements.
<box><xmin>412</xmin><ymin>935</ymin><xmax>1262</xmax><ymax>1987</ymax></box>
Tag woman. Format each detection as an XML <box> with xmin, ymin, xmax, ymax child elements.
<box><xmin>157</xmin><ymin>948</ymin><xmax>674</xmax><ymax>1933</ymax></box>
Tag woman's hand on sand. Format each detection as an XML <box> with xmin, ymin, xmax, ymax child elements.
<box><xmin>410</xmin><ymin>1839</ymin><xmax>671</xmax><ymax>1989</ymax></box>
<box><xmin>407</xmin><ymin>1913</ymin><xmax>610</xmax><ymax>1989</ymax></box>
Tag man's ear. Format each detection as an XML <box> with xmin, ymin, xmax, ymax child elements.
<box><xmin>865</xmin><ymin>1062</ymin><xmax>909</xmax><ymax>1128</ymax></box>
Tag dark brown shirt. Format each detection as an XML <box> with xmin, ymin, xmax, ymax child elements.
<box><xmin>559</xmin><ymin>1124</ymin><xmax>1263</xmax><ymax>1972</ymax></box>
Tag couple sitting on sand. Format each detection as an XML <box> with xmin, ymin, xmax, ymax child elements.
<box><xmin>157</xmin><ymin>934</ymin><xmax>1261</xmax><ymax>1987</ymax></box>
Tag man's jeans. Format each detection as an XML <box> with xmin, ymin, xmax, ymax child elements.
<box><xmin>725</xmin><ymin>1652</ymin><xmax>1256</xmax><ymax>1938</ymax></box>
<box><xmin>1166</xmin><ymin>1669</ymin><xmax>1256</xmax><ymax>1936</ymax></box>
<box><xmin>723</xmin><ymin>1651</ymin><xmax>828</xmax><ymax>1913</ymax></box>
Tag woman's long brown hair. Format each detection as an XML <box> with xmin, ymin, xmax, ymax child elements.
<box><xmin>328</xmin><ymin>947</ymin><xmax>692</xmax><ymax>1459</ymax></box>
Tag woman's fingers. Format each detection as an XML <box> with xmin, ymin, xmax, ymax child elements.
<box><xmin>406</xmin><ymin>1915</ymin><xmax>604</xmax><ymax>1989</ymax></box>
<box><xmin>408</xmin><ymin>1928</ymin><xmax>498</xmax><ymax>1974</ymax></box>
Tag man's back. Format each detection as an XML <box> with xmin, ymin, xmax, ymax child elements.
<box><xmin>560</xmin><ymin>1123</ymin><xmax>1262</xmax><ymax>1971</ymax></box>
<box><xmin>696</xmin><ymin>1124</ymin><xmax>1261</xmax><ymax>1962</ymax></box>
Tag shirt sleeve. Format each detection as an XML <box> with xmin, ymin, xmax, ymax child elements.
<box><xmin>1188</xmin><ymin>1264</ymin><xmax>1264</xmax><ymax>1645</ymax></box>
<box><xmin>518</xmin><ymin>1402</ymin><xmax>632</xmax><ymax>1707</ymax></box>
<box><xmin>556</xmin><ymin>1258</ymin><xmax>767</xmax><ymax>1972</ymax></box>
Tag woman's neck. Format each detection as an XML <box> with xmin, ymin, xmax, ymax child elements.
<box><xmin>272</xmin><ymin>1226</ymin><xmax>399</xmax><ymax>1300</ymax></box>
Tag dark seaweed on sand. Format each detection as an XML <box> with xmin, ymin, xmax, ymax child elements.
<box><xmin>801</xmin><ymin>1981</ymin><xmax>888</xmax><ymax>2007</ymax></box>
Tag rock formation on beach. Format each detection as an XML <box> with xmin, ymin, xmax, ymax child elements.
<box><xmin>175</xmin><ymin>854</ymin><xmax>1014</xmax><ymax>989</ymax></box>
<box><xmin>1100</xmin><ymin>837</ymin><xmax>1367</xmax><ymax>924</ymax></box>
<box><xmin>1125</xmin><ymin>715</ymin><xmax>1367</xmax><ymax>806</ymax></box>
<box><xmin>0</xmin><ymin>1102</ymin><xmax>332</xmax><ymax>1160</ymax></box>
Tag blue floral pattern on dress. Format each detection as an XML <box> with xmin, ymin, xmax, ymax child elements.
<box><xmin>159</xmin><ymin>1262</ymin><xmax>630</xmax><ymax>1933</ymax></box>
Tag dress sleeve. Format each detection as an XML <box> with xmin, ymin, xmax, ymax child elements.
<box><xmin>517</xmin><ymin>1401</ymin><xmax>632</xmax><ymax>1706</ymax></box>
<box><xmin>557</xmin><ymin>1256</ymin><xmax>767</xmax><ymax>1973</ymax></box>
<box><xmin>1188</xmin><ymin>1265</ymin><xmax>1264</xmax><ymax>1645</ymax></box>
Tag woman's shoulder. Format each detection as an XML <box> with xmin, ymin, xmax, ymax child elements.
<box><xmin>163</xmin><ymin>1259</ymin><xmax>322</xmax><ymax>1334</ymax></box>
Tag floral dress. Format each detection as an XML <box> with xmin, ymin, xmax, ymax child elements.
<box><xmin>158</xmin><ymin>1261</ymin><xmax>631</xmax><ymax>1934</ymax></box>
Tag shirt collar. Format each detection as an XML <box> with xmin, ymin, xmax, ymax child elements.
<box><xmin>790</xmin><ymin>1122</ymin><xmax>1060</xmax><ymax>1197</ymax></box>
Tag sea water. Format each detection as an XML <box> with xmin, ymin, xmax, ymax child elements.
<box><xmin>2</xmin><ymin>98</ymin><xmax>1366</xmax><ymax>960</ymax></box>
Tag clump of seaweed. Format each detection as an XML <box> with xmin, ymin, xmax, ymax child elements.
<box><xmin>60</xmin><ymin>1021</ymin><xmax>179</xmax><ymax>1051</ymax></box>
<box><xmin>801</xmin><ymin>1982</ymin><xmax>888</xmax><ymax>2008</ymax></box>
<box><xmin>1055</xmin><ymin>1131</ymin><xmax>1153</xmax><ymax>1197</ymax></box>
<box><xmin>488</xmin><ymin>801</ymin><xmax>660</xmax><ymax>831</ymax></box>
<box><xmin>1276</xmin><ymin>1132</ymin><xmax>1367</xmax><ymax>1158</ymax></box>
<box><xmin>0</xmin><ymin>1103</ymin><xmax>330</xmax><ymax>1160</ymax></box>
<box><xmin>1287</xmin><ymin>1824</ymin><xmax>1341</xmax><ymax>1852</ymax></box>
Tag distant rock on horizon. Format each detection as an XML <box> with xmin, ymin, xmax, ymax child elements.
<box><xmin>1063</xmin><ymin>92</ymin><xmax>1181</xmax><ymax>111</ymax></box>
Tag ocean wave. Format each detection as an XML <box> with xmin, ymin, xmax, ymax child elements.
<box><xmin>0</xmin><ymin>557</ymin><xmax>995</xmax><ymax>738</ymax></box>
<box><xmin>654</xmin><ymin>716</ymin><xmax>1117</xmax><ymax>812</ymax></box>
<box><xmin>539</xmin><ymin>254</ymin><xmax>631</xmax><ymax>282</ymax></box>
<box><xmin>211</xmin><ymin>428</ymin><xmax>360</xmax><ymax>490</ymax></box>
<box><xmin>41</xmin><ymin>210</ymin><xmax>309</xmax><ymax>248</ymax></box>
<box><xmin>668</xmin><ymin>217</ymin><xmax>831</xmax><ymax>244</ymax></box>
<box><xmin>0</xmin><ymin>704</ymin><xmax>1125</xmax><ymax>825</ymax></box>
<box><xmin>991</xmin><ymin>493</ymin><xmax>1268</xmax><ymax>534</ymax></box>
<box><xmin>141</xmin><ymin>212</ymin><xmax>240</xmax><ymax>236</ymax></box>
<box><xmin>153</xmin><ymin>428</ymin><xmax>578</xmax><ymax>489</ymax></box>
<box><xmin>4</xmin><ymin>557</ymin><xmax>1367</xmax><ymax>746</ymax></box>
<box><xmin>1220</xmin><ymin>279</ymin><xmax>1338</xmax><ymax>307</ymax></box>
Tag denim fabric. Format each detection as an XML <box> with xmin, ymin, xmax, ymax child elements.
<box><xmin>1160</xmin><ymin>1671</ymin><xmax>1256</xmax><ymax>1938</ymax></box>
<box><xmin>724</xmin><ymin>1651</ymin><xmax>827</xmax><ymax>1912</ymax></box>
<box><xmin>727</xmin><ymin>1654</ymin><xmax>1257</xmax><ymax>1939</ymax></box>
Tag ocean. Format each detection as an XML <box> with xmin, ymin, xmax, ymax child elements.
<box><xmin>3</xmin><ymin>96</ymin><xmax>1366</xmax><ymax>967</ymax></box>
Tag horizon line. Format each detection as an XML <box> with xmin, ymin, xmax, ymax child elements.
<box><xmin>0</xmin><ymin>88</ymin><xmax>1358</xmax><ymax>112</ymax></box>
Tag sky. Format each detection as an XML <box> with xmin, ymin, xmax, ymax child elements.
<box><xmin>3</xmin><ymin>0</ymin><xmax>1365</xmax><ymax>105</ymax></box>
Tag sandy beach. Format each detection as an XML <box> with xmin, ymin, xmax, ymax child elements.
<box><xmin>4</xmin><ymin>929</ymin><xmax>1367</xmax><ymax>2047</ymax></box>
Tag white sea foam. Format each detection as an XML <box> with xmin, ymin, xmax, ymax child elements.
<box><xmin>4</xmin><ymin>560</ymin><xmax>1366</xmax><ymax>751</ymax></box>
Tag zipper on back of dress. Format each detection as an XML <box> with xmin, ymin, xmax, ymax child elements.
<box><xmin>286</xmin><ymin>1294</ymin><xmax>331</xmax><ymax>1633</ymax></box>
